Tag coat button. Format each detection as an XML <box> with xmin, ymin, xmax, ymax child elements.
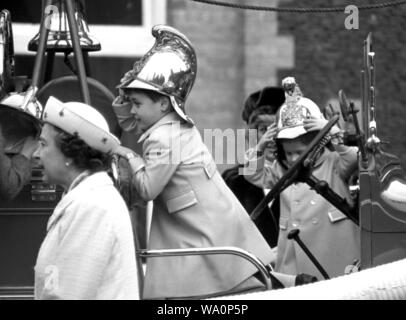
<box><xmin>312</xmin><ymin>218</ymin><xmax>318</xmax><ymax>224</ymax></box>
<box><xmin>292</xmin><ymin>221</ymin><xmax>300</xmax><ymax>228</ymax></box>
<box><xmin>310</xmin><ymin>200</ymin><xmax>316</xmax><ymax>205</ymax></box>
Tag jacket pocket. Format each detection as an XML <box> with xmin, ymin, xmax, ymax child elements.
<box><xmin>328</xmin><ymin>208</ymin><xmax>347</xmax><ymax>223</ymax></box>
<box><xmin>166</xmin><ymin>190</ymin><xmax>198</xmax><ymax>214</ymax></box>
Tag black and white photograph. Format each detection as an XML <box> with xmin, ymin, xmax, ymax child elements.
<box><xmin>1</xmin><ymin>0</ymin><xmax>406</xmax><ymax>306</ymax></box>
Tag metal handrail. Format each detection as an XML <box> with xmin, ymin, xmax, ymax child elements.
<box><xmin>137</xmin><ymin>246</ymin><xmax>272</xmax><ymax>296</ymax></box>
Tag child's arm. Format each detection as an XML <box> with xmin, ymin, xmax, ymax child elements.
<box><xmin>115</xmin><ymin>136</ymin><xmax>179</xmax><ymax>201</ymax></box>
<box><xmin>243</xmin><ymin>147</ymin><xmax>266</xmax><ymax>188</ymax></box>
<box><xmin>304</xmin><ymin>117</ymin><xmax>358</xmax><ymax>180</ymax></box>
<box><xmin>112</xmin><ymin>93</ymin><xmax>140</xmax><ymax>134</ymax></box>
<box><xmin>329</xmin><ymin>130</ymin><xmax>358</xmax><ymax>180</ymax></box>
<box><xmin>243</xmin><ymin>124</ymin><xmax>277</xmax><ymax>188</ymax></box>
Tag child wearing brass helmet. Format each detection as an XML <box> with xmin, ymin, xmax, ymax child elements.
<box><xmin>245</xmin><ymin>77</ymin><xmax>360</xmax><ymax>279</ymax></box>
<box><xmin>112</xmin><ymin>25</ymin><xmax>280</xmax><ymax>299</ymax></box>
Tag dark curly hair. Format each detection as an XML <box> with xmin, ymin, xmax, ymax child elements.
<box><xmin>53</xmin><ymin>126</ymin><xmax>111</xmax><ymax>173</ymax></box>
<box><xmin>242</xmin><ymin>87</ymin><xmax>285</xmax><ymax>124</ymax></box>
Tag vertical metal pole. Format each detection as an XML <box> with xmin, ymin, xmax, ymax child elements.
<box><xmin>31</xmin><ymin>0</ymin><xmax>53</xmax><ymax>89</ymax></box>
<box><xmin>43</xmin><ymin>51</ymin><xmax>55</xmax><ymax>84</ymax></box>
<box><xmin>65</xmin><ymin>0</ymin><xmax>91</xmax><ymax>104</ymax></box>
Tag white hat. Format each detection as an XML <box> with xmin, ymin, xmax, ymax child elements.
<box><xmin>276</xmin><ymin>77</ymin><xmax>324</xmax><ymax>140</ymax></box>
<box><xmin>42</xmin><ymin>96</ymin><xmax>120</xmax><ymax>154</ymax></box>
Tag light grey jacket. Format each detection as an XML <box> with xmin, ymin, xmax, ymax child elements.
<box><xmin>129</xmin><ymin>113</ymin><xmax>274</xmax><ymax>299</ymax></box>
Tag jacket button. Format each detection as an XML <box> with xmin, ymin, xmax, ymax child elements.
<box><xmin>312</xmin><ymin>218</ymin><xmax>318</xmax><ymax>224</ymax></box>
<box><xmin>292</xmin><ymin>221</ymin><xmax>300</xmax><ymax>228</ymax></box>
<box><xmin>310</xmin><ymin>200</ymin><xmax>316</xmax><ymax>205</ymax></box>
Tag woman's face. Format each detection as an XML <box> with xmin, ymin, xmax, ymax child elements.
<box><xmin>34</xmin><ymin>124</ymin><xmax>69</xmax><ymax>185</ymax></box>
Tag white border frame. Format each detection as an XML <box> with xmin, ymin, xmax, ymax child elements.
<box><xmin>12</xmin><ymin>0</ymin><xmax>167</xmax><ymax>57</ymax></box>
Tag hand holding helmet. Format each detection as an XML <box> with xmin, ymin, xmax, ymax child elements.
<box><xmin>257</xmin><ymin>123</ymin><xmax>277</xmax><ymax>154</ymax></box>
<box><xmin>303</xmin><ymin>115</ymin><xmax>329</xmax><ymax>132</ymax></box>
<box><xmin>304</xmin><ymin>115</ymin><xmax>342</xmax><ymax>136</ymax></box>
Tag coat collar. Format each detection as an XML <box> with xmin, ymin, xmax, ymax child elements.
<box><xmin>137</xmin><ymin>112</ymin><xmax>182</xmax><ymax>143</ymax></box>
<box><xmin>313</xmin><ymin>147</ymin><xmax>332</xmax><ymax>169</ymax></box>
<box><xmin>46</xmin><ymin>171</ymin><xmax>114</xmax><ymax>232</ymax></box>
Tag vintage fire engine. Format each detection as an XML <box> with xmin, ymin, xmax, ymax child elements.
<box><xmin>1</xmin><ymin>0</ymin><xmax>406</xmax><ymax>299</ymax></box>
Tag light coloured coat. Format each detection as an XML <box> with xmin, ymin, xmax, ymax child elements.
<box><xmin>129</xmin><ymin>113</ymin><xmax>274</xmax><ymax>299</ymax></box>
<box><xmin>34</xmin><ymin>172</ymin><xmax>139</xmax><ymax>300</ymax></box>
<box><xmin>245</xmin><ymin>147</ymin><xmax>360</xmax><ymax>279</ymax></box>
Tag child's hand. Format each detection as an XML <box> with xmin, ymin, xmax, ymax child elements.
<box><xmin>114</xmin><ymin>146</ymin><xmax>139</xmax><ymax>160</ymax></box>
<box><xmin>303</xmin><ymin>116</ymin><xmax>328</xmax><ymax>132</ymax></box>
<box><xmin>113</xmin><ymin>89</ymin><xmax>131</xmax><ymax>107</ymax></box>
<box><xmin>258</xmin><ymin>123</ymin><xmax>277</xmax><ymax>152</ymax></box>
<box><xmin>304</xmin><ymin>116</ymin><xmax>341</xmax><ymax>135</ymax></box>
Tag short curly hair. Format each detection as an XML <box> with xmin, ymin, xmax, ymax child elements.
<box><xmin>53</xmin><ymin>126</ymin><xmax>111</xmax><ymax>173</ymax></box>
<box><xmin>242</xmin><ymin>87</ymin><xmax>285</xmax><ymax>124</ymax></box>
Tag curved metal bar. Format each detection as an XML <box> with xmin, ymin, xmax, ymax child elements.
<box><xmin>137</xmin><ymin>246</ymin><xmax>272</xmax><ymax>291</ymax></box>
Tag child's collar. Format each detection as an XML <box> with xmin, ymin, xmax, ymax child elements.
<box><xmin>137</xmin><ymin>112</ymin><xmax>181</xmax><ymax>143</ymax></box>
<box><xmin>312</xmin><ymin>147</ymin><xmax>330</xmax><ymax>168</ymax></box>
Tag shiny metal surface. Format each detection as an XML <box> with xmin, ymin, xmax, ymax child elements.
<box><xmin>119</xmin><ymin>25</ymin><xmax>197</xmax><ymax>124</ymax></box>
<box><xmin>137</xmin><ymin>246</ymin><xmax>272</xmax><ymax>291</ymax></box>
<box><xmin>0</xmin><ymin>90</ymin><xmax>43</xmax><ymax>152</ymax></box>
<box><xmin>381</xmin><ymin>179</ymin><xmax>406</xmax><ymax>212</ymax></box>
<box><xmin>0</xmin><ymin>10</ymin><xmax>15</xmax><ymax>98</ymax></box>
<box><xmin>28</xmin><ymin>0</ymin><xmax>100</xmax><ymax>52</ymax></box>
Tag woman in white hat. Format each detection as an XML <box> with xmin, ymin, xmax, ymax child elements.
<box><xmin>33</xmin><ymin>96</ymin><xmax>139</xmax><ymax>300</ymax></box>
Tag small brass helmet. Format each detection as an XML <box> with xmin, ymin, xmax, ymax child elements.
<box><xmin>118</xmin><ymin>25</ymin><xmax>197</xmax><ymax>125</ymax></box>
<box><xmin>0</xmin><ymin>89</ymin><xmax>43</xmax><ymax>153</ymax></box>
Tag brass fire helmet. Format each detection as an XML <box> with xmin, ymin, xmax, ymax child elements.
<box><xmin>118</xmin><ymin>25</ymin><xmax>197</xmax><ymax>125</ymax></box>
<box><xmin>0</xmin><ymin>93</ymin><xmax>42</xmax><ymax>153</ymax></box>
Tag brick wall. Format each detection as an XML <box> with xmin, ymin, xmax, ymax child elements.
<box><xmin>278</xmin><ymin>0</ymin><xmax>406</xmax><ymax>168</ymax></box>
<box><xmin>169</xmin><ymin>0</ymin><xmax>406</xmax><ymax>170</ymax></box>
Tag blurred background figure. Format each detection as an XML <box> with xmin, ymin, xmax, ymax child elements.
<box><xmin>0</xmin><ymin>93</ymin><xmax>41</xmax><ymax>201</ymax></box>
<box><xmin>222</xmin><ymin>86</ymin><xmax>285</xmax><ymax>248</ymax></box>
